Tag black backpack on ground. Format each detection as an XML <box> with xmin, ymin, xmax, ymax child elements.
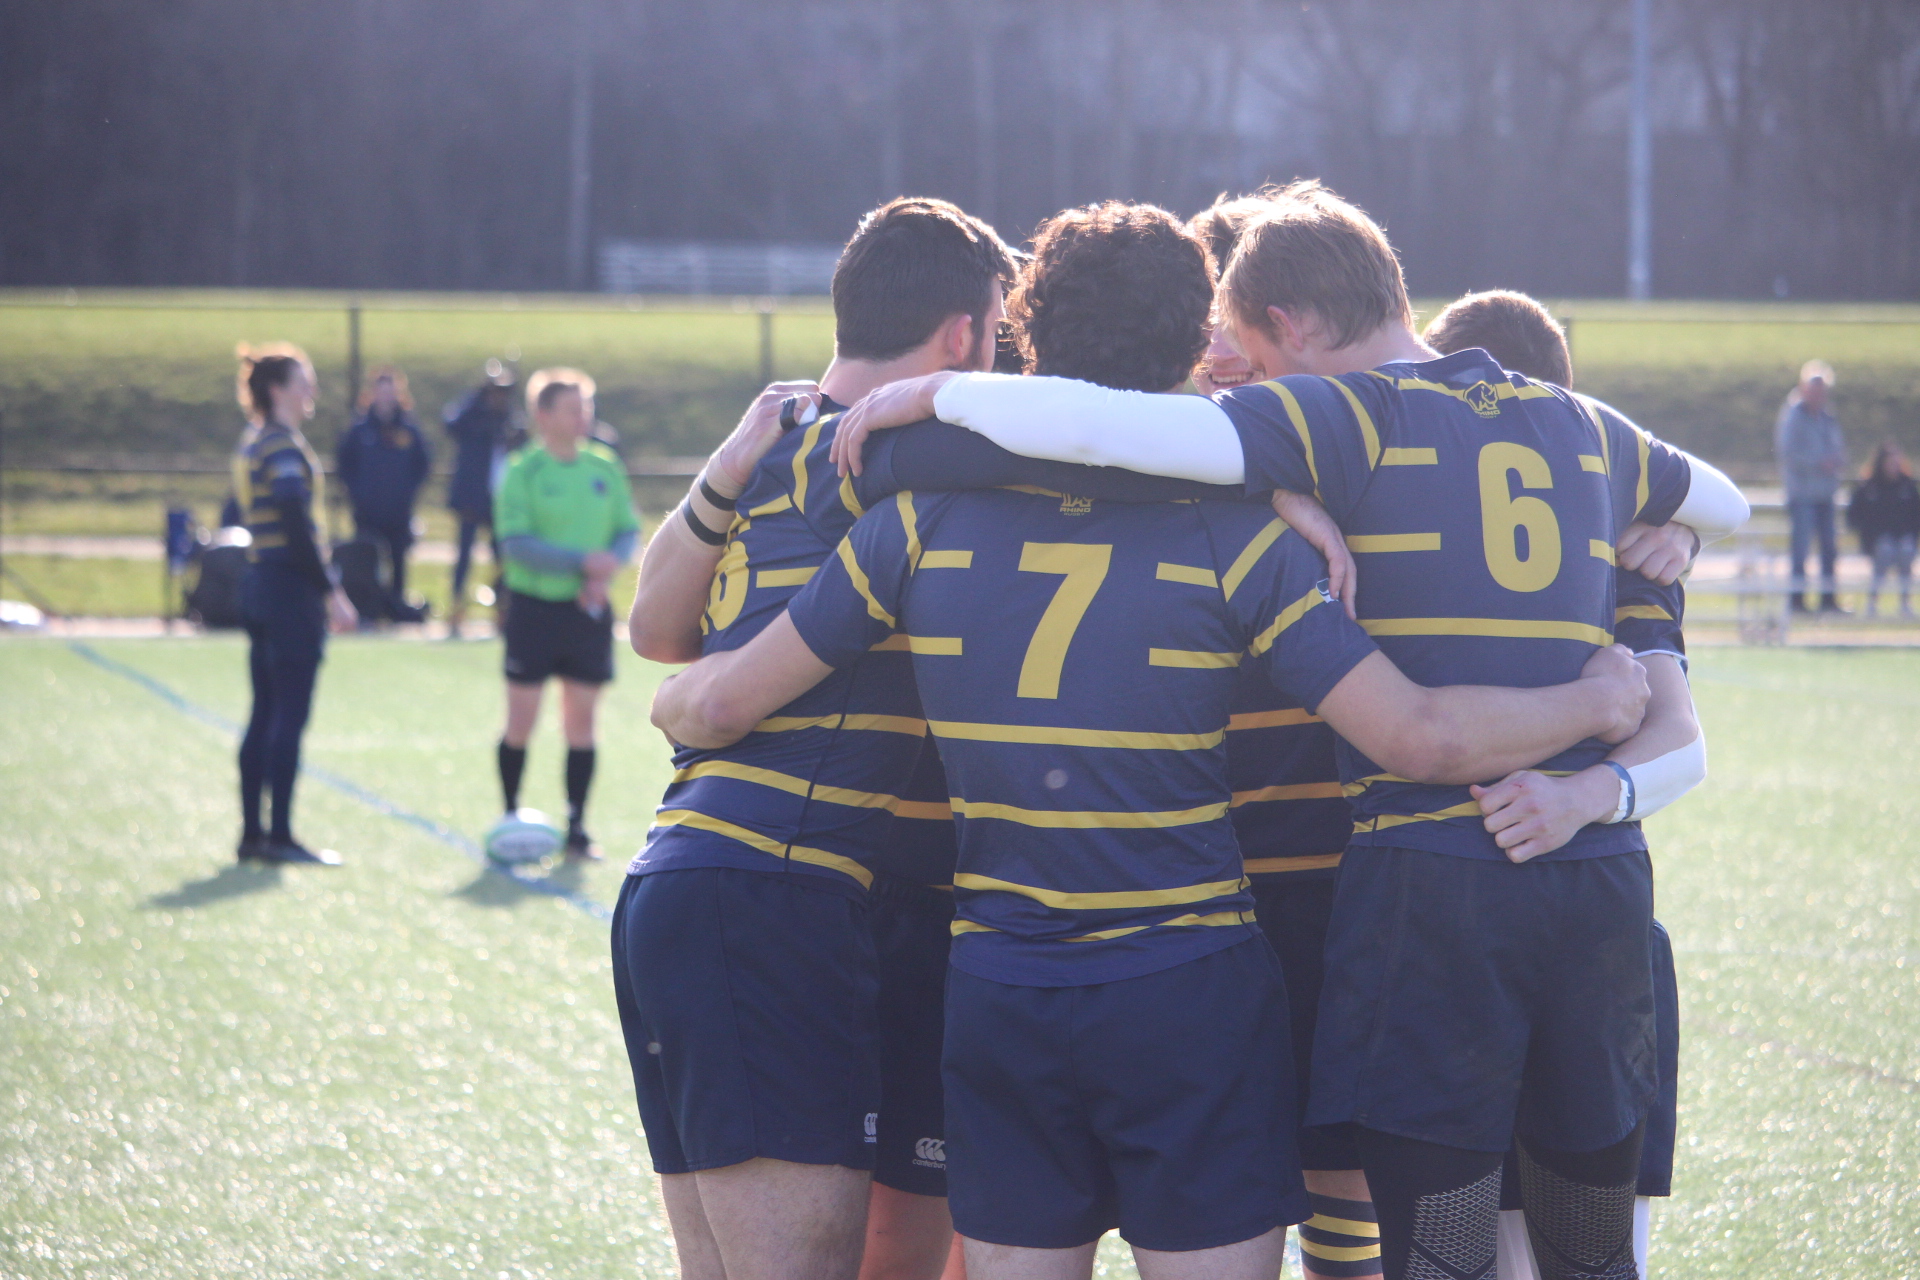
<box><xmin>332</xmin><ymin>537</ymin><xmax>388</xmax><ymax>622</ymax></box>
<box><xmin>186</xmin><ymin>545</ymin><xmax>248</xmax><ymax>629</ymax></box>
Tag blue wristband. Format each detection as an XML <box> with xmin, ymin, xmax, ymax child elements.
<box><xmin>1602</xmin><ymin>760</ymin><xmax>1636</xmax><ymax>823</ymax></box>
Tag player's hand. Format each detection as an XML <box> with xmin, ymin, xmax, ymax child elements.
<box><xmin>709</xmin><ymin>381</ymin><xmax>823</xmax><ymax>497</ymax></box>
<box><xmin>1271</xmin><ymin>489</ymin><xmax>1357</xmax><ymax>619</ymax></box>
<box><xmin>831</xmin><ymin>371</ymin><xmax>960</xmax><ymax>477</ymax></box>
<box><xmin>577</xmin><ymin>579</ymin><xmax>611</xmax><ymax>615</ymax></box>
<box><xmin>1471</xmin><ymin>767</ymin><xmax>1620</xmax><ymax>864</ymax></box>
<box><xmin>1580</xmin><ymin>643</ymin><xmax>1650</xmax><ymax>743</ymax></box>
<box><xmin>581</xmin><ymin>550</ymin><xmax>619</xmax><ymax>581</ymax></box>
<box><xmin>1616</xmin><ymin>521</ymin><xmax>1699</xmax><ymax>586</ymax></box>
<box><xmin>327</xmin><ymin>588</ymin><xmax>358</xmax><ymax>633</ymax></box>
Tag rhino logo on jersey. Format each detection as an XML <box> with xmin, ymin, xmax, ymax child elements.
<box><xmin>1464</xmin><ymin>380</ymin><xmax>1502</xmax><ymax>418</ymax></box>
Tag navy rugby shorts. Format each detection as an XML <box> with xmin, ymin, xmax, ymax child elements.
<box><xmin>1252</xmin><ymin>875</ymin><xmax>1361</xmax><ymax>1173</ymax></box>
<box><xmin>944</xmin><ymin>936</ymin><xmax>1308</xmax><ymax>1252</ymax></box>
<box><xmin>611</xmin><ymin>866</ymin><xmax>880</xmax><ymax>1174</ymax></box>
<box><xmin>868</xmin><ymin>875</ymin><xmax>955</xmax><ymax>1198</ymax></box>
<box><xmin>1308</xmin><ymin>847</ymin><xmax>1656</xmax><ymax>1154</ymax></box>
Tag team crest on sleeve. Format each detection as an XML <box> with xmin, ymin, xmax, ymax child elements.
<box><xmin>1465</xmin><ymin>381</ymin><xmax>1502</xmax><ymax>418</ymax></box>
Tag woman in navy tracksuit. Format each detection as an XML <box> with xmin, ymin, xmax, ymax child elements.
<box><xmin>336</xmin><ymin>365</ymin><xmax>431</xmax><ymax>620</ymax></box>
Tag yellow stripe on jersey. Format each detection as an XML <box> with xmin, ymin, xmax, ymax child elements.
<box><xmin>1325</xmin><ymin>376</ymin><xmax>1382</xmax><ymax>467</ymax></box>
<box><xmin>650</xmin><ymin>809</ymin><xmax>873</xmax><ymax>887</ymax></box>
<box><xmin>1307</xmin><ymin>1213</ymin><xmax>1381</xmax><ymax>1239</ymax></box>
<box><xmin>905</xmin><ymin>635</ymin><xmax>963</xmax><ymax>654</ymax></box>
<box><xmin>673</xmin><ymin>759</ymin><xmax>917</xmax><ymax>815</ymax></box>
<box><xmin>1380</xmin><ymin>447</ymin><xmax>1437</xmax><ymax>466</ymax></box>
<box><xmin>1616</xmin><ymin>603</ymin><xmax>1674</xmax><ymax>622</ymax></box>
<box><xmin>928</xmin><ymin>720</ymin><xmax>1224</xmax><ymax>750</ymax></box>
<box><xmin>920</xmin><ymin>549</ymin><xmax>973</xmax><ymax>568</ymax></box>
<box><xmin>1259</xmin><ymin>381</ymin><xmax>1320</xmax><ymax>500</ymax></box>
<box><xmin>949</xmin><ymin>798</ymin><xmax>1229</xmax><ymax>829</ymax></box>
<box><xmin>1248</xmin><ymin>586</ymin><xmax>1327</xmax><ymax>656</ymax></box>
<box><xmin>1061</xmin><ymin>911</ymin><xmax>1254</xmax><ymax>943</ymax></box>
<box><xmin>1245</xmin><ymin>853</ymin><xmax>1344</xmax><ymax>875</ymax></box>
<box><xmin>892</xmin><ymin>800</ymin><xmax>953</xmax><ymax>821</ymax></box>
<box><xmin>1232</xmin><ymin>782</ymin><xmax>1345</xmax><ymax>806</ymax></box>
<box><xmin>1063</xmin><ymin>924</ymin><xmax>1149</xmax><ymax>942</ymax></box>
<box><xmin>950</xmin><ymin>920</ymin><xmax>1001</xmax><ymax>935</ymax></box>
<box><xmin>953</xmin><ymin>872</ymin><xmax>1247</xmax><ymax>910</ymax></box>
<box><xmin>790</xmin><ymin>417</ymin><xmax>826</xmax><ymax>512</ymax></box>
<box><xmin>1228</xmin><ymin>707</ymin><xmax>1323</xmax><ymax>730</ymax></box>
<box><xmin>1635</xmin><ymin>424</ymin><xmax>1652</xmax><ymax>518</ymax></box>
<box><xmin>838</xmin><ymin>537</ymin><xmax>895</xmax><ymax>627</ymax></box>
<box><xmin>1360</xmin><ymin>616</ymin><xmax>1612</xmax><ymax>646</ymax></box>
<box><xmin>748</xmin><ymin>493</ymin><xmax>794</xmax><ymax>517</ymax></box>
<box><xmin>1577</xmin><ymin>396</ymin><xmax>1613</xmax><ymax>475</ymax></box>
<box><xmin>1342</xmin><ymin>771</ymin><xmax>1416</xmax><ymax>796</ymax></box>
<box><xmin>1347</xmin><ymin>533</ymin><xmax>1441</xmax><ymax>553</ymax></box>
<box><xmin>1156</xmin><ymin>562</ymin><xmax>1219</xmax><ymax>587</ymax></box>
<box><xmin>1579</xmin><ymin>454</ymin><xmax>1607</xmax><ymax>474</ymax></box>
<box><xmin>755</xmin><ymin>567</ymin><xmax>816</xmax><ymax>588</ymax></box>
<box><xmin>1148</xmin><ymin>648</ymin><xmax>1242</xmax><ymax>669</ymax></box>
<box><xmin>752</xmin><ymin>712</ymin><xmax>928</xmax><ymax>736</ymax></box>
<box><xmin>1222</xmin><ymin>519</ymin><xmax>1288</xmax><ymax>601</ymax></box>
<box><xmin>1354</xmin><ymin>801</ymin><xmax>1486</xmax><ymax>833</ymax></box>
<box><xmin>897</xmin><ymin>492</ymin><xmax>925</xmax><ymax>569</ymax></box>
<box><xmin>838</xmin><ymin>474</ymin><xmax>866</xmax><ymax>519</ymax></box>
<box><xmin>1589</xmin><ymin>539</ymin><xmax>1615</xmax><ymax>564</ymax></box>
<box><xmin>1386</xmin><ymin>374</ymin><xmax>1559</xmax><ymax>405</ymax></box>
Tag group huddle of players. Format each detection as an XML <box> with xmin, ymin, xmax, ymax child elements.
<box><xmin>610</xmin><ymin>185</ymin><xmax>1748</xmax><ymax>1280</ymax></box>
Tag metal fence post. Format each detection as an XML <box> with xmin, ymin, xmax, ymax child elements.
<box><xmin>346</xmin><ymin>300</ymin><xmax>363</xmax><ymax>416</ymax></box>
<box><xmin>758</xmin><ymin>300</ymin><xmax>775</xmax><ymax>386</ymax></box>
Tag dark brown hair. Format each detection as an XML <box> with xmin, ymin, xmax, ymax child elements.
<box><xmin>831</xmin><ymin>197</ymin><xmax>1017</xmax><ymax>362</ymax></box>
<box><xmin>1010</xmin><ymin>201</ymin><xmax>1213</xmax><ymax>394</ymax></box>
<box><xmin>1866</xmin><ymin>440</ymin><xmax>1913</xmax><ymax>483</ymax></box>
<box><xmin>1422</xmin><ymin>290</ymin><xmax>1573</xmax><ymax>388</ymax></box>
<box><xmin>1216</xmin><ymin>180</ymin><xmax>1412</xmax><ymax>350</ymax></box>
<box><xmin>1187</xmin><ymin>192</ymin><xmax>1275</xmax><ymax>276</ymax></box>
<box><xmin>234</xmin><ymin>341</ymin><xmax>315</xmax><ymax>424</ymax></box>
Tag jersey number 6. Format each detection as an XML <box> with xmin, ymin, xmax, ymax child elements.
<box><xmin>1478</xmin><ymin>442</ymin><xmax>1562</xmax><ymax>593</ymax></box>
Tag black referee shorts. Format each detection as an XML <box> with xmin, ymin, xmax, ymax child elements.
<box><xmin>503</xmin><ymin>592</ymin><xmax>615</xmax><ymax>685</ymax></box>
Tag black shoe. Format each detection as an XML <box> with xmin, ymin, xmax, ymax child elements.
<box><xmin>564</xmin><ymin>829</ymin><xmax>603</xmax><ymax>862</ymax></box>
<box><xmin>1789</xmin><ymin>594</ymin><xmax>1811</xmax><ymax>613</ymax></box>
<box><xmin>237</xmin><ymin>833</ymin><xmax>272</xmax><ymax>862</ymax></box>
<box><xmin>265</xmin><ymin>839</ymin><xmax>343</xmax><ymax>866</ymax></box>
<box><xmin>1818</xmin><ymin>594</ymin><xmax>1851</xmax><ymax>615</ymax></box>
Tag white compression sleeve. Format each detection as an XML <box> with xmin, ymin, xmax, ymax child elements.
<box><xmin>1623</xmin><ymin>732</ymin><xmax>1708</xmax><ymax>822</ymax></box>
<box><xmin>1670</xmin><ymin>450</ymin><xmax>1749</xmax><ymax>544</ymax></box>
<box><xmin>931</xmin><ymin>373</ymin><xmax>1246</xmax><ymax>484</ymax></box>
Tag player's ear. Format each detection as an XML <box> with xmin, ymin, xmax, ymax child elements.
<box><xmin>944</xmin><ymin>312</ymin><xmax>975</xmax><ymax>367</ymax></box>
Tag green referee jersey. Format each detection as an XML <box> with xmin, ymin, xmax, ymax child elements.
<box><xmin>495</xmin><ymin>442</ymin><xmax>640</xmax><ymax>602</ymax></box>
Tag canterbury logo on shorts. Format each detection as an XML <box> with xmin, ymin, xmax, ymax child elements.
<box><xmin>863</xmin><ymin>1112</ymin><xmax>878</xmax><ymax>1142</ymax></box>
<box><xmin>913</xmin><ymin>1137</ymin><xmax>946</xmax><ymax>1169</ymax></box>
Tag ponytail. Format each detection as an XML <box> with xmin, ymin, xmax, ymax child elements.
<box><xmin>234</xmin><ymin>342</ymin><xmax>316</xmax><ymax>424</ymax></box>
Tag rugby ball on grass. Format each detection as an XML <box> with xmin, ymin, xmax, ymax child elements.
<box><xmin>485</xmin><ymin>809</ymin><xmax>564</xmax><ymax>866</ymax></box>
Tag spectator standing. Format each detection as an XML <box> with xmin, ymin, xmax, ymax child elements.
<box><xmin>336</xmin><ymin>366</ymin><xmax>431</xmax><ymax>621</ymax></box>
<box><xmin>443</xmin><ymin>360</ymin><xmax>518</xmax><ymax>634</ymax></box>
<box><xmin>1775</xmin><ymin>360</ymin><xmax>1849</xmax><ymax>613</ymax></box>
<box><xmin>1847</xmin><ymin>442</ymin><xmax>1920</xmax><ymax>618</ymax></box>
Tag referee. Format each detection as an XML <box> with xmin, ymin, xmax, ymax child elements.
<box><xmin>495</xmin><ymin>368</ymin><xmax>639</xmax><ymax>859</ymax></box>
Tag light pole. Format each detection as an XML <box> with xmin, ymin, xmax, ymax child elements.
<box><xmin>1627</xmin><ymin>0</ymin><xmax>1652</xmax><ymax>300</ymax></box>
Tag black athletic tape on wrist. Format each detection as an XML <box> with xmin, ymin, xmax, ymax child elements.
<box><xmin>697</xmin><ymin>476</ymin><xmax>738</xmax><ymax>511</ymax></box>
<box><xmin>682</xmin><ymin>501</ymin><xmax>727</xmax><ymax>546</ymax></box>
<box><xmin>1603</xmin><ymin>760</ymin><xmax>1636</xmax><ymax>823</ymax></box>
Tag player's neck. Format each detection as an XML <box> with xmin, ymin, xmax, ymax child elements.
<box><xmin>818</xmin><ymin>350</ymin><xmax>957</xmax><ymax>408</ymax></box>
<box><xmin>543</xmin><ymin>437</ymin><xmax>580</xmax><ymax>462</ymax></box>
<box><xmin>1324</xmin><ymin>322</ymin><xmax>1437</xmax><ymax>376</ymax></box>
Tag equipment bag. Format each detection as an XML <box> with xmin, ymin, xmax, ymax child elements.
<box><xmin>332</xmin><ymin>537</ymin><xmax>388</xmax><ymax>622</ymax></box>
<box><xmin>187</xmin><ymin>545</ymin><xmax>248</xmax><ymax>629</ymax></box>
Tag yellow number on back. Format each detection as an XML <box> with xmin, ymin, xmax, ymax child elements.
<box><xmin>704</xmin><ymin>536</ymin><xmax>750</xmax><ymax>632</ymax></box>
<box><xmin>1477</xmin><ymin>443</ymin><xmax>1561</xmax><ymax>593</ymax></box>
<box><xmin>1016</xmin><ymin>542</ymin><xmax>1111</xmax><ymax>699</ymax></box>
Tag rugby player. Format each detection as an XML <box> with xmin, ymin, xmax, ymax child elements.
<box><xmin>1424</xmin><ymin>290</ymin><xmax>1702</xmax><ymax>1280</ymax></box>
<box><xmin>495</xmin><ymin>368</ymin><xmax>639</xmax><ymax>860</ymax></box>
<box><xmin>650</xmin><ymin>201</ymin><xmax>1652</xmax><ymax>1280</ymax></box>
<box><xmin>824</xmin><ymin>184</ymin><xmax>1748</xmax><ymax>1280</ymax></box>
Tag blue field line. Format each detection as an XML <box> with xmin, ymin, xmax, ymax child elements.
<box><xmin>67</xmin><ymin>640</ymin><xmax>614</xmax><ymax>922</ymax></box>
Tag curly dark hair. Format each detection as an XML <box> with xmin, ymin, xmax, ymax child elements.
<box><xmin>1009</xmin><ymin>201</ymin><xmax>1213</xmax><ymax>393</ymax></box>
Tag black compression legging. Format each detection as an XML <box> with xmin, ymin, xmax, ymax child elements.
<box><xmin>1357</xmin><ymin>1124</ymin><xmax>1644</xmax><ymax>1280</ymax></box>
<box><xmin>239</xmin><ymin>580</ymin><xmax>324</xmax><ymax>843</ymax></box>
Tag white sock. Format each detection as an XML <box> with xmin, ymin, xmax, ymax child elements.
<box><xmin>1495</xmin><ymin>1208</ymin><xmax>1541</xmax><ymax>1280</ymax></box>
<box><xmin>1633</xmin><ymin>1196</ymin><xmax>1653</xmax><ymax>1277</ymax></box>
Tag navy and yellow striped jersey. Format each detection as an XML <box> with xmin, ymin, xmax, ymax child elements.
<box><xmin>231</xmin><ymin>422</ymin><xmax>327</xmax><ymax>566</ymax></box>
<box><xmin>1614</xmin><ymin>571</ymin><xmax>1686</xmax><ymax>669</ymax></box>
<box><xmin>1217</xmin><ymin>348</ymin><xmax>1691</xmax><ymax>862</ymax></box>
<box><xmin>1226</xmin><ymin>673</ymin><xmax>1349</xmax><ymax>882</ymax></box>
<box><xmin>786</xmin><ymin>488</ymin><xmax>1378</xmax><ymax>987</ymax></box>
<box><xmin>631</xmin><ymin>405</ymin><xmax>957</xmax><ymax>895</ymax></box>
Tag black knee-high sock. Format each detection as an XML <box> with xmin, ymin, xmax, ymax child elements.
<box><xmin>1356</xmin><ymin>1127</ymin><xmax>1504</xmax><ymax>1280</ymax></box>
<box><xmin>565</xmin><ymin>747</ymin><xmax>595</xmax><ymax>830</ymax></box>
<box><xmin>498</xmin><ymin>741</ymin><xmax>527</xmax><ymax>812</ymax></box>
<box><xmin>1515</xmin><ymin>1123</ymin><xmax>1644</xmax><ymax>1280</ymax></box>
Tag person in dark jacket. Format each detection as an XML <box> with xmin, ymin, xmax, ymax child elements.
<box><xmin>336</xmin><ymin>365</ymin><xmax>431</xmax><ymax>620</ymax></box>
<box><xmin>443</xmin><ymin>360</ymin><xmax>518</xmax><ymax>632</ymax></box>
<box><xmin>1847</xmin><ymin>442</ymin><xmax>1920</xmax><ymax>618</ymax></box>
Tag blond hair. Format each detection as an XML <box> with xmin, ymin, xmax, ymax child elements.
<box><xmin>1215</xmin><ymin>180</ymin><xmax>1413</xmax><ymax>350</ymax></box>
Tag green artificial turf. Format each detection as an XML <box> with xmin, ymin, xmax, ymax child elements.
<box><xmin>1</xmin><ymin>639</ymin><xmax>1917</xmax><ymax>1277</ymax></box>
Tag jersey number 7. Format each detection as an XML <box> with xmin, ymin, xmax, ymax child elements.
<box><xmin>1016</xmin><ymin>542</ymin><xmax>1111</xmax><ymax>699</ymax></box>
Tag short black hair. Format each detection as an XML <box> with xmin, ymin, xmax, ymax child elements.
<box><xmin>832</xmin><ymin>198</ymin><xmax>1017</xmax><ymax>361</ymax></box>
<box><xmin>1012</xmin><ymin>202</ymin><xmax>1213</xmax><ymax>394</ymax></box>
